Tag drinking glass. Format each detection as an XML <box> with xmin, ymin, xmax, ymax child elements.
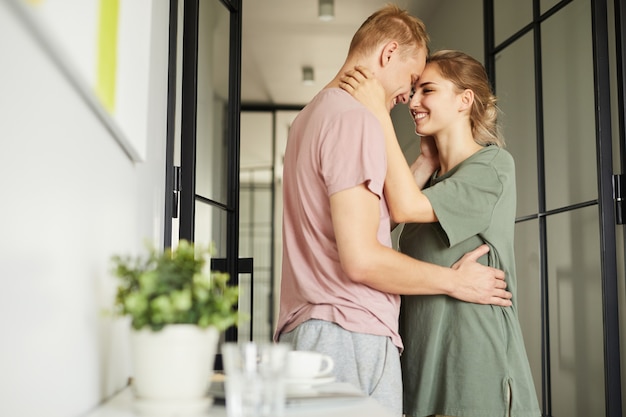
<box><xmin>221</xmin><ymin>342</ymin><xmax>291</xmax><ymax>417</ymax></box>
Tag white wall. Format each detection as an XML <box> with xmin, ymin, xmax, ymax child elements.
<box><xmin>0</xmin><ymin>2</ymin><xmax>171</xmax><ymax>416</ymax></box>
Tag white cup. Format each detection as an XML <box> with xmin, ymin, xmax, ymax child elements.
<box><xmin>285</xmin><ymin>350</ymin><xmax>334</xmax><ymax>380</ymax></box>
<box><xmin>222</xmin><ymin>342</ymin><xmax>291</xmax><ymax>417</ymax></box>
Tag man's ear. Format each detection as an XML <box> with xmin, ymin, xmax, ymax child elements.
<box><xmin>379</xmin><ymin>41</ymin><xmax>399</xmax><ymax>67</ymax></box>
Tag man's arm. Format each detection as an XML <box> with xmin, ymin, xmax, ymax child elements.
<box><xmin>330</xmin><ymin>184</ymin><xmax>512</xmax><ymax>305</ymax></box>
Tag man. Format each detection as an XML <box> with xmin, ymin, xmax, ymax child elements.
<box><xmin>274</xmin><ymin>5</ymin><xmax>512</xmax><ymax>415</ymax></box>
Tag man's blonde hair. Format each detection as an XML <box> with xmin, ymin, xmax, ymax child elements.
<box><xmin>348</xmin><ymin>4</ymin><xmax>429</xmax><ymax>59</ymax></box>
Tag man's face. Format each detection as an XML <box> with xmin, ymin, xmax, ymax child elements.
<box><xmin>378</xmin><ymin>47</ymin><xmax>427</xmax><ymax>112</ymax></box>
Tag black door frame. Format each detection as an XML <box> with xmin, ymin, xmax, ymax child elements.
<box><xmin>164</xmin><ymin>0</ymin><xmax>243</xmax><ymax>342</ymax></box>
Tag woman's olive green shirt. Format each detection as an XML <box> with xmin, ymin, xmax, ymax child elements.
<box><xmin>399</xmin><ymin>146</ymin><xmax>541</xmax><ymax>417</ymax></box>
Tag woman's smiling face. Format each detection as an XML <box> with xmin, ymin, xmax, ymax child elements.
<box><xmin>408</xmin><ymin>63</ymin><xmax>463</xmax><ymax>137</ymax></box>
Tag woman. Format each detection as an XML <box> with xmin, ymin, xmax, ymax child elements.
<box><xmin>340</xmin><ymin>50</ymin><xmax>540</xmax><ymax>417</ymax></box>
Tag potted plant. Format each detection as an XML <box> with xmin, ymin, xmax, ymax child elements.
<box><xmin>111</xmin><ymin>240</ymin><xmax>239</xmax><ymax>408</ymax></box>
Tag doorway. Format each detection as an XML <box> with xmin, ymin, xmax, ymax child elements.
<box><xmin>238</xmin><ymin>108</ymin><xmax>300</xmax><ymax>342</ymax></box>
<box><xmin>165</xmin><ymin>0</ymin><xmax>244</xmax><ymax>343</ymax></box>
<box><xmin>169</xmin><ymin>1</ymin><xmax>626</xmax><ymax>414</ymax></box>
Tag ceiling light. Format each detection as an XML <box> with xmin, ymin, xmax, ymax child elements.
<box><xmin>302</xmin><ymin>66</ymin><xmax>314</xmax><ymax>85</ymax></box>
<box><xmin>319</xmin><ymin>0</ymin><xmax>334</xmax><ymax>22</ymax></box>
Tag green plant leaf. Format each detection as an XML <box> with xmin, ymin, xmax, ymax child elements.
<box><xmin>110</xmin><ymin>240</ymin><xmax>240</xmax><ymax>332</ymax></box>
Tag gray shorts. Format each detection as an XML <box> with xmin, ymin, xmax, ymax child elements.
<box><xmin>279</xmin><ymin>319</ymin><xmax>402</xmax><ymax>416</ymax></box>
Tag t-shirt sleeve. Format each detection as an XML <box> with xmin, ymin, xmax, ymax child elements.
<box><xmin>423</xmin><ymin>152</ymin><xmax>507</xmax><ymax>247</ymax></box>
<box><xmin>320</xmin><ymin>108</ymin><xmax>386</xmax><ymax>198</ymax></box>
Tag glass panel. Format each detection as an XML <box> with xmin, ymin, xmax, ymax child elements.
<box><xmin>240</xmin><ymin>182</ymin><xmax>273</xmax><ymax>342</ymax></box>
<box><xmin>195</xmin><ymin>202</ymin><xmax>227</xmax><ymax>259</ymax></box>
<box><xmin>240</xmin><ymin>110</ymin><xmax>274</xmax><ymax>341</ymax></box>
<box><xmin>542</xmin><ymin>0</ymin><xmax>596</xmax><ymax>210</ymax></box>
<box><xmin>547</xmin><ymin>207</ymin><xmax>605</xmax><ymax>416</ymax></box>
<box><xmin>494</xmin><ymin>0</ymin><xmax>532</xmax><ymax>45</ymax></box>
<box><xmin>495</xmin><ymin>33</ymin><xmax>538</xmax><ymax>218</ymax></box>
<box><xmin>241</xmin><ymin>112</ymin><xmax>273</xmax><ymax>176</ymax></box>
<box><xmin>236</xmin><ymin>269</ymin><xmax>253</xmax><ymax>341</ymax></box>
<box><xmin>274</xmin><ymin>111</ymin><xmax>300</xmax><ymax>179</ymax></box>
<box><xmin>273</xmin><ymin>111</ymin><xmax>300</xmax><ymax>330</ymax></box>
<box><xmin>196</xmin><ymin>1</ymin><xmax>230</xmax><ymax>204</ymax></box>
<box><xmin>514</xmin><ymin>219</ymin><xmax>542</xmax><ymax>403</ymax></box>
<box><xmin>541</xmin><ymin>0</ymin><xmax>561</xmax><ymax>14</ymax></box>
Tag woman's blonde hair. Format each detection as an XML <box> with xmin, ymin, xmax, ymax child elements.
<box><xmin>427</xmin><ymin>50</ymin><xmax>505</xmax><ymax>147</ymax></box>
<box><xmin>348</xmin><ymin>4</ymin><xmax>429</xmax><ymax>60</ymax></box>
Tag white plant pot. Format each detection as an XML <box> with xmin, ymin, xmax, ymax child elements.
<box><xmin>130</xmin><ymin>324</ymin><xmax>219</xmax><ymax>401</ymax></box>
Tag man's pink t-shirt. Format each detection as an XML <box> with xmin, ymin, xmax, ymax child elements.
<box><xmin>274</xmin><ymin>88</ymin><xmax>402</xmax><ymax>349</ymax></box>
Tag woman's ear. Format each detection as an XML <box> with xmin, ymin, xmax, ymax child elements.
<box><xmin>459</xmin><ymin>89</ymin><xmax>474</xmax><ymax>112</ymax></box>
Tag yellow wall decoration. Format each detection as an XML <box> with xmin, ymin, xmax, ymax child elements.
<box><xmin>95</xmin><ymin>0</ymin><xmax>119</xmax><ymax>113</ymax></box>
<box><xmin>15</xmin><ymin>0</ymin><xmax>151</xmax><ymax>161</ymax></box>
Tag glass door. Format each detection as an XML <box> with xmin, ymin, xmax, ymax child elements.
<box><xmin>485</xmin><ymin>0</ymin><xmax>623</xmax><ymax>415</ymax></box>
<box><xmin>238</xmin><ymin>108</ymin><xmax>301</xmax><ymax>342</ymax></box>
<box><xmin>165</xmin><ymin>0</ymin><xmax>243</xmax><ymax>342</ymax></box>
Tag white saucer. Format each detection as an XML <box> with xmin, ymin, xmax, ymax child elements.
<box><xmin>133</xmin><ymin>396</ymin><xmax>213</xmax><ymax>416</ymax></box>
<box><xmin>285</xmin><ymin>375</ymin><xmax>335</xmax><ymax>387</ymax></box>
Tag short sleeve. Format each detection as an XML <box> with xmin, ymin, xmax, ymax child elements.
<box><xmin>423</xmin><ymin>148</ymin><xmax>512</xmax><ymax>247</ymax></box>
<box><xmin>320</xmin><ymin>108</ymin><xmax>386</xmax><ymax>198</ymax></box>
